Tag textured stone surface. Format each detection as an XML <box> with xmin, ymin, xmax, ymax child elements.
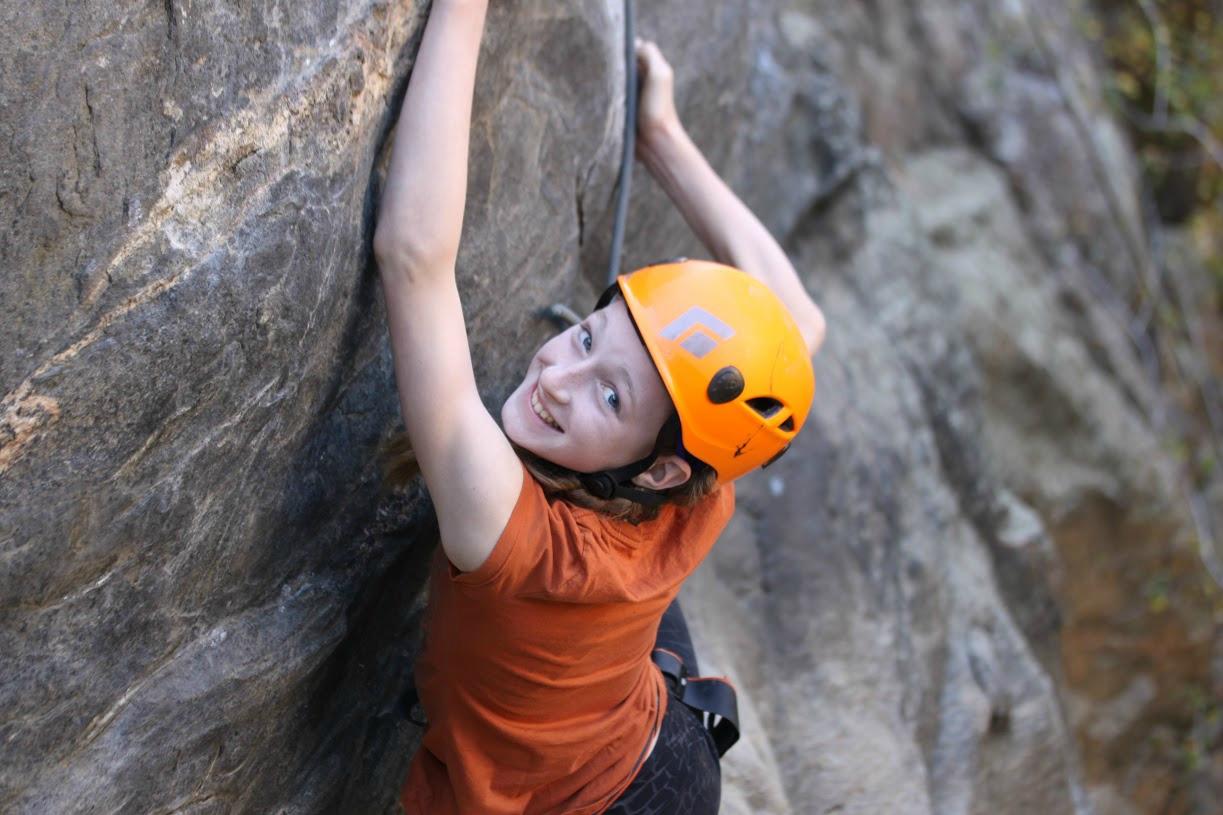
<box><xmin>2</xmin><ymin>1</ymin><xmax>1218</xmax><ymax>813</ymax></box>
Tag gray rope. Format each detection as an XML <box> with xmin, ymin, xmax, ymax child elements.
<box><xmin>545</xmin><ymin>0</ymin><xmax>636</xmax><ymax>329</ymax></box>
<box><xmin>606</xmin><ymin>0</ymin><xmax>637</xmax><ymax>287</ymax></box>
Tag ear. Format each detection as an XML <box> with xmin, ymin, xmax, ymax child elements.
<box><xmin>630</xmin><ymin>454</ymin><xmax>692</xmax><ymax>492</ymax></box>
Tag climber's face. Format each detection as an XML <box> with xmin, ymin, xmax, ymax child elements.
<box><xmin>502</xmin><ymin>299</ymin><xmax>675</xmax><ymax>474</ymax></box>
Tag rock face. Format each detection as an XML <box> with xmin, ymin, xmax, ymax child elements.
<box><xmin>1</xmin><ymin>1</ymin><xmax>1218</xmax><ymax>814</ymax></box>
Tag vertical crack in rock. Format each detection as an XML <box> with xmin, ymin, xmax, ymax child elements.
<box><xmin>1012</xmin><ymin>1</ymin><xmax>1151</xmax><ymax>286</ymax></box>
<box><xmin>83</xmin><ymin>83</ymin><xmax>102</xmax><ymax>177</ymax></box>
<box><xmin>164</xmin><ymin>0</ymin><xmax>176</xmax><ymax>43</ymax></box>
<box><xmin>574</xmin><ymin>171</ymin><xmax>586</xmax><ymax>251</ymax></box>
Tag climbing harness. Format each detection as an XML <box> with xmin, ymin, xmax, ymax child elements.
<box><xmin>650</xmin><ymin>647</ymin><xmax>741</xmax><ymax>758</ymax></box>
<box><xmin>398</xmin><ymin>627</ymin><xmax>743</xmax><ymax>759</ymax></box>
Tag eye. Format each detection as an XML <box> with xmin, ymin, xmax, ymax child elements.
<box><xmin>602</xmin><ymin>385</ymin><xmax>620</xmax><ymax>412</ymax></box>
<box><xmin>579</xmin><ymin>326</ymin><xmax>593</xmax><ymax>352</ymax></box>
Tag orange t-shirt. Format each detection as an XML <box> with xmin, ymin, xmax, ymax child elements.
<box><xmin>399</xmin><ymin>465</ymin><xmax>735</xmax><ymax>815</ymax></box>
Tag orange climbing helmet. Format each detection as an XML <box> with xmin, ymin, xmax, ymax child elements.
<box><xmin>609</xmin><ymin>259</ymin><xmax>815</xmax><ymax>483</ymax></box>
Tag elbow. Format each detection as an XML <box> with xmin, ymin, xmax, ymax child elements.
<box><xmin>373</xmin><ymin>224</ymin><xmax>457</xmax><ymax>282</ymax></box>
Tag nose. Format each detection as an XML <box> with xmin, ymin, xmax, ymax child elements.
<box><xmin>537</xmin><ymin>363</ymin><xmax>573</xmax><ymax>405</ymax></box>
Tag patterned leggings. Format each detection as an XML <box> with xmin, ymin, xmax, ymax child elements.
<box><xmin>604</xmin><ymin>601</ymin><xmax>721</xmax><ymax>815</ymax></box>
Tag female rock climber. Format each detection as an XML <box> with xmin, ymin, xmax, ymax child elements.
<box><xmin>374</xmin><ymin>1</ymin><xmax>826</xmax><ymax>812</ymax></box>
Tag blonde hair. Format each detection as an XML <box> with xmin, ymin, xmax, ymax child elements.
<box><xmin>378</xmin><ymin>430</ymin><xmax>718</xmax><ymax>524</ymax></box>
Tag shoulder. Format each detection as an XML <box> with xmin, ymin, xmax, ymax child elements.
<box><xmin>674</xmin><ymin>481</ymin><xmax>736</xmax><ymax>529</ymax></box>
<box><xmin>592</xmin><ymin>482</ymin><xmax>736</xmax><ymax>557</ymax></box>
<box><xmin>446</xmin><ymin>466</ymin><xmax>585</xmax><ymax>587</ymax></box>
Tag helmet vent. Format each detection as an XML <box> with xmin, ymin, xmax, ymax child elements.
<box><xmin>746</xmin><ymin>397</ymin><xmax>783</xmax><ymax>419</ymax></box>
<box><xmin>779</xmin><ymin>415</ymin><xmax>795</xmax><ymax>432</ymax></box>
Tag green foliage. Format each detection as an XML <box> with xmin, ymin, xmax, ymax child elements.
<box><xmin>1084</xmin><ymin>0</ymin><xmax>1222</xmax><ymax>226</ymax></box>
<box><xmin>1144</xmin><ymin>571</ymin><xmax>1172</xmax><ymax>612</ymax></box>
<box><xmin>1178</xmin><ymin>684</ymin><xmax>1222</xmax><ymax>776</ymax></box>
<box><xmin>1193</xmin><ymin>447</ymin><xmax>1215</xmax><ymax>481</ymax></box>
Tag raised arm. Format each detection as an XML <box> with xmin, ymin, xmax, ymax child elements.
<box><xmin>373</xmin><ymin>0</ymin><xmax>522</xmax><ymax>573</ymax></box>
<box><xmin>634</xmin><ymin>41</ymin><xmax>827</xmax><ymax>357</ymax></box>
<box><xmin>374</xmin><ymin>0</ymin><xmax>487</xmax><ymax>271</ymax></box>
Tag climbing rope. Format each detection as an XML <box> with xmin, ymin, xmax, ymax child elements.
<box><xmin>545</xmin><ymin>0</ymin><xmax>636</xmax><ymax>328</ymax></box>
<box><xmin>606</xmin><ymin>0</ymin><xmax>637</xmax><ymax>288</ymax></box>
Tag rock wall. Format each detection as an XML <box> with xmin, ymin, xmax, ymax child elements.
<box><xmin>1</xmin><ymin>1</ymin><xmax>1217</xmax><ymax>814</ymax></box>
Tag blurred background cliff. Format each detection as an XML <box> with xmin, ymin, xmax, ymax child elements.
<box><xmin>1</xmin><ymin>1</ymin><xmax>1219</xmax><ymax>813</ymax></box>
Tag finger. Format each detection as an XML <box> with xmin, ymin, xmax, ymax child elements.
<box><xmin>635</xmin><ymin>40</ymin><xmax>665</xmax><ymax>75</ymax></box>
<box><xmin>647</xmin><ymin>43</ymin><xmax>671</xmax><ymax>76</ymax></box>
<box><xmin>634</xmin><ymin>38</ymin><xmax>650</xmax><ymax>68</ymax></box>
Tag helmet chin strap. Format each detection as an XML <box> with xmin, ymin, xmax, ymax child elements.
<box><xmin>578</xmin><ymin>454</ymin><xmax>668</xmax><ymax>508</ymax></box>
<box><xmin>577</xmin><ymin>412</ymin><xmax>689</xmax><ymax>508</ymax></box>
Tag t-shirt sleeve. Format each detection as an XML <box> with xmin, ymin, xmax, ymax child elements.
<box><xmin>445</xmin><ymin>461</ymin><xmax>534</xmax><ymax>587</ymax></box>
<box><xmin>445</xmin><ymin>462</ymin><xmax>583</xmax><ymax>593</ymax></box>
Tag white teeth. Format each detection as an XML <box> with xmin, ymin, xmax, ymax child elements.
<box><xmin>531</xmin><ymin>388</ymin><xmax>562</xmax><ymax>431</ymax></box>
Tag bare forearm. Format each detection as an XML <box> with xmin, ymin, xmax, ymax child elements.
<box><xmin>638</xmin><ymin>122</ymin><xmax>767</xmax><ymax>269</ymax></box>
<box><xmin>374</xmin><ymin>0</ymin><xmax>488</xmax><ymax>273</ymax></box>
<box><xmin>639</xmin><ymin>121</ymin><xmax>826</xmax><ymax>354</ymax></box>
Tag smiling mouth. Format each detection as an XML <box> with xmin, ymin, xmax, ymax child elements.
<box><xmin>530</xmin><ymin>386</ymin><xmax>564</xmax><ymax>432</ymax></box>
